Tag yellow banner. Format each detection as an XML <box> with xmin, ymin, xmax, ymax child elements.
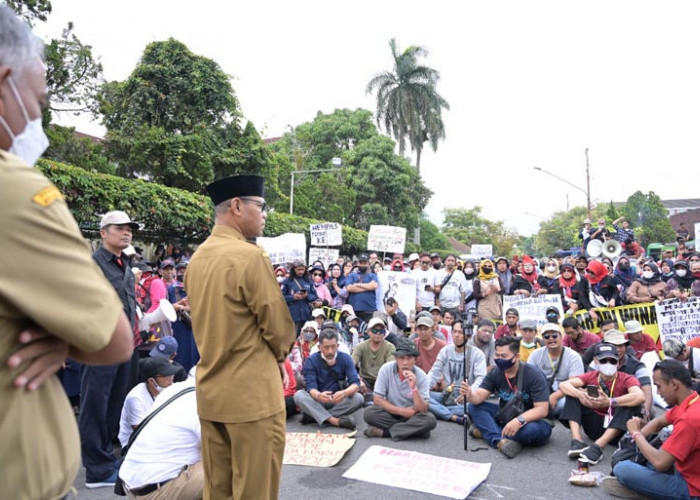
<box><xmin>573</xmin><ymin>302</ymin><xmax>659</xmax><ymax>341</ymax></box>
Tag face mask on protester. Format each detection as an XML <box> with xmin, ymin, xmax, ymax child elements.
<box><xmin>0</xmin><ymin>78</ymin><xmax>49</xmax><ymax>166</ymax></box>
<box><xmin>521</xmin><ymin>341</ymin><xmax>536</xmax><ymax>349</ymax></box>
<box><xmin>547</xmin><ymin>265</ymin><xmax>557</xmax><ymax>272</ymax></box>
<box><xmin>619</xmin><ymin>263</ymin><xmax>630</xmax><ymax>271</ymax></box>
<box><xmin>432</xmin><ymin>263</ymin><xmax>441</xmax><ymax>270</ymax></box>
<box><xmin>676</xmin><ymin>269</ymin><xmax>687</xmax><ymax>278</ymax></box>
<box><xmin>494</xmin><ymin>356</ymin><xmax>516</xmax><ymax>371</ymax></box>
<box><xmin>301</xmin><ymin>331</ymin><xmax>316</xmax><ymax>342</ymax></box>
<box><xmin>597</xmin><ymin>361</ymin><xmax>618</xmax><ymax>377</ymax></box>
<box><xmin>642</xmin><ymin>271</ymin><xmax>654</xmax><ymax>280</ymax></box>
<box><xmin>358</xmin><ymin>266</ymin><xmax>368</xmax><ymax>273</ymax></box>
<box><xmin>464</xmin><ymin>268</ymin><xmax>474</xmax><ymax>275</ymax></box>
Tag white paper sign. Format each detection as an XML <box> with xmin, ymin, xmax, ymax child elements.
<box><xmin>257</xmin><ymin>233</ymin><xmax>306</xmax><ymax>266</ymax></box>
<box><xmin>308</xmin><ymin>248</ymin><xmax>340</xmax><ymax>270</ymax></box>
<box><xmin>375</xmin><ymin>271</ymin><xmax>416</xmax><ymax>317</ymax></box>
<box><xmin>367</xmin><ymin>225</ymin><xmax>406</xmax><ymax>253</ymax></box>
<box><xmin>343</xmin><ymin>446</ymin><xmax>491</xmax><ymax>499</ymax></box>
<box><xmin>502</xmin><ymin>294</ymin><xmax>564</xmax><ymax>328</ymax></box>
<box><xmin>310</xmin><ymin>222</ymin><xmax>342</xmax><ymax>246</ymax></box>
<box><xmin>471</xmin><ymin>244</ymin><xmax>493</xmax><ymax>259</ymax></box>
<box><xmin>694</xmin><ymin>222</ymin><xmax>700</xmax><ymax>242</ymax></box>
<box><xmin>655</xmin><ymin>297</ymin><xmax>700</xmax><ymax>343</ymax></box>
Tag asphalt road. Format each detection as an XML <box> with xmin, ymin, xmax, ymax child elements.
<box><xmin>73</xmin><ymin>406</ymin><xmax>627</xmax><ymax>500</ymax></box>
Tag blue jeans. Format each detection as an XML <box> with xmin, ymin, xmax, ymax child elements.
<box><xmin>429</xmin><ymin>391</ymin><xmax>465</xmax><ymax>421</ymax></box>
<box><xmin>614</xmin><ymin>460</ymin><xmax>696</xmax><ymax>500</ymax></box>
<box><xmin>468</xmin><ymin>401</ymin><xmax>552</xmax><ymax>448</ymax></box>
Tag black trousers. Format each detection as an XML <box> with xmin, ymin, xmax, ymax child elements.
<box><xmin>560</xmin><ymin>396</ymin><xmax>640</xmax><ymax>443</ymax></box>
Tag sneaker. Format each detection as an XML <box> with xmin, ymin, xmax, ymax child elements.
<box><xmin>497</xmin><ymin>439</ymin><xmax>523</xmax><ymax>459</ymax></box>
<box><xmin>299</xmin><ymin>412</ymin><xmax>315</xmax><ymax>425</ymax></box>
<box><xmin>454</xmin><ymin>416</ymin><xmax>466</xmax><ymax>425</ymax></box>
<box><xmin>579</xmin><ymin>443</ymin><xmax>603</xmax><ymax>465</ymax></box>
<box><xmin>338</xmin><ymin>416</ymin><xmax>356</xmax><ymax>430</ymax></box>
<box><xmin>601</xmin><ymin>476</ymin><xmax>650</xmax><ymax>499</ymax></box>
<box><xmin>364</xmin><ymin>426</ymin><xmax>385</xmax><ymax>438</ymax></box>
<box><xmin>567</xmin><ymin>439</ymin><xmax>588</xmax><ymax>459</ymax></box>
<box><xmin>85</xmin><ymin>469</ymin><xmax>118</xmax><ymax>489</ymax></box>
<box><xmin>468</xmin><ymin>424</ymin><xmax>482</xmax><ymax>439</ymax></box>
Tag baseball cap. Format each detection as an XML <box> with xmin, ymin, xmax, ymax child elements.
<box><xmin>416</xmin><ymin>316</ymin><xmax>434</xmax><ymax>328</ymax></box>
<box><xmin>340</xmin><ymin>304</ymin><xmax>355</xmax><ymax>315</ymax></box>
<box><xmin>346</xmin><ymin>314</ymin><xmax>358</xmax><ymax>323</ymax></box>
<box><xmin>149</xmin><ymin>336</ymin><xmax>179</xmax><ymax>359</ymax></box>
<box><xmin>141</xmin><ymin>357</ymin><xmax>179</xmax><ymax>379</ymax></box>
<box><xmin>100</xmin><ymin>210</ymin><xmax>139</xmax><ymax>230</ymax></box>
<box><xmin>367</xmin><ymin>317</ymin><xmax>387</xmax><ymax>331</ymax></box>
<box><xmin>505</xmin><ymin>308</ymin><xmax>519</xmax><ymax>317</ymax></box>
<box><xmin>603</xmin><ymin>329</ymin><xmax>627</xmax><ymax>345</ymax></box>
<box><xmin>408</xmin><ymin>253</ymin><xmax>420</xmax><ymax>262</ymax></box>
<box><xmin>311</xmin><ymin>308</ymin><xmax>326</xmax><ymax>318</ymax></box>
<box><xmin>624</xmin><ymin>320</ymin><xmax>643</xmax><ymax>334</ymax></box>
<box><xmin>430</xmin><ymin>252</ymin><xmax>440</xmax><ymax>259</ymax></box>
<box><xmin>546</xmin><ymin>306</ymin><xmax>560</xmax><ymax>315</ymax></box>
<box><xmin>593</xmin><ymin>343</ymin><xmax>619</xmax><ymax>360</ymax></box>
<box><xmin>175</xmin><ymin>262</ymin><xmax>188</xmax><ymax>269</ymax></box>
<box><xmin>541</xmin><ymin>323</ymin><xmax>562</xmax><ymax>335</ymax></box>
<box><xmin>583</xmin><ymin>219</ymin><xmax>592</xmax><ymax>224</ymax></box>
<box><xmin>394</xmin><ymin>337</ymin><xmax>420</xmax><ymax>357</ymax></box>
<box><xmin>520</xmin><ymin>319</ymin><xmax>537</xmax><ymax>330</ymax></box>
<box><xmin>357</xmin><ymin>253</ymin><xmax>369</xmax><ymax>262</ymax></box>
<box><xmin>429</xmin><ymin>305</ymin><xmax>442</xmax><ymax>313</ymax></box>
<box><xmin>160</xmin><ymin>258</ymin><xmax>176</xmax><ymax>269</ymax></box>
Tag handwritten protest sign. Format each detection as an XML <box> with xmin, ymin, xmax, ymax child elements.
<box><xmin>375</xmin><ymin>271</ymin><xmax>417</xmax><ymax>317</ymax></box>
<box><xmin>367</xmin><ymin>225</ymin><xmax>406</xmax><ymax>254</ymax></box>
<box><xmin>655</xmin><ymin>297</ymin><xmax>700</xmax><ymax>343</ymax></box>
<box><xmin>310</xmin><ymin>222</ymin><xmax>342</xmax><ymax>246</ymax></box>
<box><xmin>573</xmin><ymin>302</ymin><xmax>660</xmax><ymax>341</ymax></box>
<box><xmin>502</xmin><ymin>294</ymin><xmax>563</xmax><ymax>328</ymax></box>
<box><xmin>257</xmin><ymin>233</ymin><xmax>306</xmax><ymax>266</ymax></box>
<box><xmin>343</xmin><ymin>446</ymin><xmax>491</xmax><ymax>499</ymax></box>
<box><xmin>309</xmin><ymin>248</ymin><xmax>340</xmax><ymax>269</ymax></box>
<box><xmin>471</xmin><ymin>244</ymin><xmax>493</xmax><ymax>259</ymax></box>
<box><xmin>283</xmin><ymin>432</ymin><xmax>356</xmax><ymax>467</ymax></box>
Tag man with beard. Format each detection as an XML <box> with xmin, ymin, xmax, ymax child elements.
<box><xmin>562</xmin><ymin>317</ymin><xmax>600</xmax><ymax>355</ymax></box>
<box><xmin>496</xmin><ymin>308</ymin><xmax>521</xmax><ymax>340</ymax></box>
<box><xmin>344</xmin><ymin>254</ymin><xmax>379</xmax><ymax>322</ymax></box>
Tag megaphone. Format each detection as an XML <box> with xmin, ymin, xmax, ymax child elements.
<box><xmin>602</xmin><ymin>239</ymin><xmax>622</xmax><ymax>259</ymax></box>
<box><xmin>586</xmin><ymin>239</ymin><xmax>603</xmax><ymax>257</ymax></box>
<box><xmin>138</xmin><ymin>299</ymin><xmax>177</xmax><ymax>331</ymax></box>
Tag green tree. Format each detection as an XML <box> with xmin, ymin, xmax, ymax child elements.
<box><xmin>45</xmin><ymin>124</ymin><xmax>114</xmax><ymax>174</ymax></box>
<box><xmin>442</xmin><ymin>207</ymin><xmax>521</xmax><ymax>256</ymax></box>
<box><xmin>366</xmin><ymin>38</ymin><xmax>449</xmax><ymax>172</ymax></box>
<box><xmin>621</xmin><ymin>191</ymin><xmax>675</xmax><ymax>246</ymax></box>
<box><xmin>5</xmin><ymin>0</ymin><xmax>52</xmax><ymax>25</ymax></box>
<box><xmin>419</xmin><ymin>218</ymin><xmax>450</xmax><ymax>251</ymax></box>
<box><xmin>606</xmin><ymin>200</ymin><xmax>619</xmax><ymax>221</ymax></box>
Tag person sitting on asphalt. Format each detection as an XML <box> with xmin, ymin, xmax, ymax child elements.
<box><xmin>558</xmin><ymin>343</ymin><xmax>645</xmax><ymax>465</ymax></box>
<box><xmin>352</xmin><ymin>317</ymin><xmax>396</xmax><ymax>398</ymax></box>
<box><xmin>527</xmin><ymin>323</ymin><xmax>584</xmax><ymax>418</ymax></box>
<box><xmin>413</xmin><ymin>315</ymin><xmax>447</xmax><ymax>373</ymax></box>
<box><xmin>427</xmin><ymin>320</ymin><xmax>487</xmax><ymax>425</ymax></box>
<box><xmin>561</xmin><ymin>317</ymin><xmax>600</xmax><ymax>356</ymax></box>
<box><xmin>662</xmin><ymin>338</ymin><xmax>700</xmax><ymax>392</ymax></box>
<box><xmin>148</xmin><ymin>336</ymin><xmax>188</xmax><ymax>382</ymax></box>
<box><xmin>516</xmin><ymin>319</ymin><xmax>544</xmax><ymax>363</ymax></box>
<box><xmin>468</xmin><ymin>319</ymin><xmax>496</xmax><ymax>372</ymax></box>
<box><xmin>460</xmin><ymin>336</ymin><xmax>553</xmax><ymax>459</ymax></box>
<box><xmin>623</xmin><ymin>320</ymin><xmax>658</xmax><ymax>360</ymax></box>
<box><xmin>363</xmin><ymin>337</ymin><xmax>438</xmax><ymax>440</ymax></box>
<box><xmin>604</xmin><ymin>359</ymin><xmax>700</xmax><ymax>500</ymax></box>
<box><xmin>495</xmin><ymin>308</ymin><xmax>521</xmax><ymax>339</ymax></box>
<box><xmin>293</xmin><ymin>328</ymin><xmax>364</xmax><ymax>430</ymax></box>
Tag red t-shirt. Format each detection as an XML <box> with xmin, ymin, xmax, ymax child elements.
<box><xmin>283</xmin><ymin>359</ymin><xmax>297</xmax><ymax>398</ymax></box>
<box><xmin>662</xmin><ymin>392</ymin><xmax>700</xmax><ymax>496</ymax></box>
<box><xmin>495</xmin><ymin>324</ymin><xmax>518</xmax><ymax>340</ymax></box>
<box><xmin>576</xmin><ymin>371</ymin><xmax>641</xmax><ymax>416</ymax></box>
<box><xmin>414</xmin><ymin>338</ymin><xmax>446</xmax><ymax>373</ymax></box>
<box><xmin>563</xmin><ymin>330</ymin><xmax>601</xmax><ymax>355</ymax></box>
<box><xmin>627</xmin><ymin>333</ymin><xmax>658</xmax><ymax>360</ymax></box>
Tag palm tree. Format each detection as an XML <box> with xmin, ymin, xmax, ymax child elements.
<box><xmin>366</xmin><ymin>38</ymin><xmax>449</xmax><ymax>174</ymax></box>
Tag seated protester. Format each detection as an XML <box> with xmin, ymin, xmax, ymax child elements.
<box><xmin>289</xmin><ymin>321</ymin><xmax>319</xmax><ymax>386</ymax></box>
<box><xmin>339</xmin><ymin>313</ymin><xmax>366</xmax><ymax>351</ymax></box>
<box><xmin>561</xmin><ymin>317</ymin><xmax>600</xmax><ymax>355</ymax></box>
<box><xmin>311</xmin><ymin>308</ymin><xmax>327</xmax><ymax>331</ymax></box>
<box><xmin>623</xmin><ymin>320</ymin><xmax>658</xmax><ymax>359</ymax></box>
<box><xmin>434</xmin><ymin>254</ymin><xmax>468</xmax><ymax>317</ymax></box>
<box><xmin>612</xmin><ymin>256</ymin><xmax>637</xmax><ymax>301</ymax></box>
<box><xmin>517</xmin><ymin>319</ymin><xmax>544</xmax><ymax>363</ymax></box>
<box><xmin>472</xmin><ymin>260</ymin><xmax>504</xmax><ymax>322</ymax></box>
<box><xmin>429</xmin><ymin>306</ymin><xmax>451</xmax><ymax>342</ymax></box>
<box><xmin>662</xmin><ymin>338</ymin><xmax>700</xmax><ymax>392</ymax></box>
<box><xmin>310</xmin><ymin>321</ymin><xmax>351</xmax><ymax>356</ymax></box>
<box><xmin>552</xmin><ymin>263</ymin><xmax>593</xmax><ymax>315</ymax></box>
<box><xmin>585</xmin><ymin>260</ymin><xmax>620</xmax><ymax>320</ymax></box>
<box><xmin>427</xmin><ymin>320</ymin><xmax>487</xmax><ymax>424</ymax></box>
<box><xmin>625</xmin><ymin>261</ymin><xmax>668</xmax><ymax>304</ymax></box>
<box><xmin>293</xmin><ymin>328</ymin><xmax>364</xmax><ymax>429</ymax></box>
<box><xmin>383</xmin><ymin>297</ymin><xmax>407</xmax><ymax>346</ymax></box>
<box><xmin>468</xmin><ymin>319</ymin><xmax>496</xmax><ymax>372</ymax></box>
<box><xmin>559</xmin><ymin>343</ymin><xmax>645</xmax><ymax>464</ymax></box>
<box><xmin>528</xmin><ymin>323</ymin><xmax>584</xmax><ymax>418</ymax></box>
<box><xmin>281</xmin><ymin>358</ymin><xmax>298</xmax><ymax>419</ymax></box>
<box><xmin>413</xmin><ymin>316</ymin><xmax>447</xmax><ymax>373</ymax></box>
<box><xmin>363</xmin><ymin>337</ymin><xmax>438</xmax><ymax>440</ymax></box>
<box><xmin>605</xmin><ymin>360</ymin><xmax>700</xmax><ymax>500</ymax></box>
<box><xmin>544</xmin><ymin>306</ymin><xmax>561</xmax><ymax>325</ymax></box>
<box><xmin>148</xmin><ymin>336</ymin><xmax>188</xmax><ymax>382</ymax></box>
<box><xmin>119</xmin><ymin>378</ymin><xmax>203</xmax><ymax>500</ymax></box>
<box><xmin>659</xmin><ymin>258</ymin><xmax>675</xmax><ymax>283</ymax></box>
<box><xmin>495</xmin><ymin>308</ymin><xmax>521</xmax><ymax>340</ymax></box>
<box><xmin>539</xmin><ymin>258</ymin><xmax>561</xmax><ymax>294</ymax></box>
<box><xmin>509</xmin><ymin>255</ymin><xmax>548</xmax><ymax>297</ymax></box>
<box><xmin>352</xmin><ymin>318</ymin><xmax>396</xmax><ymax>395</ymax></box>
<box><xmin>667</xmin><ymin>260</ymin><xmax>700</xmax><ymax>300</ymax></box>
<box><xmin>119</xmin><ymin>358</ymin><xmax>178</xmax><ymax>447</ymax></box>
<box><xmin>460</xmin><ymin>337</ymin><xmax>552</xmax><ymax>458</ymax></box>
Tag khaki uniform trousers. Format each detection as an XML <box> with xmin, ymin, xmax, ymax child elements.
<box><xmin>128</xmin><ymin>462</ymin><xmax>204</xmax><ymax>500</ymax></box>
<box><xmin>200</xmin><ymin>411</ymin><xmax>285</xmax><ymax>500</ymax></box>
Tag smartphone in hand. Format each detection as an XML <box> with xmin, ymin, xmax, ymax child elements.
<box><xmin>586</xmin><ymin>385</ymin><xmax>599</xmax><ymax>398</ymax></box>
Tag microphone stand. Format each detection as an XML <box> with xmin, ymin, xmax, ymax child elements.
<box><xmin>463</xmin><ymin>313</ymin><xmax>474</xmax><ymax>451</ymax></box>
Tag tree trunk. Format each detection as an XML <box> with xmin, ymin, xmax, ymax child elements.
<box><xmin>415</xmin><ymin>147</ymin><xmax>422</xmax><ymax>174</ymax></box>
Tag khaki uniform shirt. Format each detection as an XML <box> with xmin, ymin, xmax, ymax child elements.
<box><xmin>185</xmin><ymin>225</ymin><xmax>295</xmax><ymax>423</ymax></box>
<box><xmin>0</xmin><ymin>153</ymin><xmax>124</xmax><ymax>500</ymax></box>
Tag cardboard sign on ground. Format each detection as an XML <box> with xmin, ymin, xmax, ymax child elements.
<box><xmin>283</xmin><ymin>431</ymin><xmax>357</xmax><ymax>467</ymax></box>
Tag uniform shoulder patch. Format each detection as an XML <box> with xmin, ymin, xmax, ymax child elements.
<box><xmin>32</xmin><ymin>185</ymin><xmax>64</xmax><ymax>207</ymax></box>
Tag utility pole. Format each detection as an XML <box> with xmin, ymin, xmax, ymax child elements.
<box><xmin>585</xmin><ymin>148</ymin><xmax>592</xmax><ymax>220</ymax></box>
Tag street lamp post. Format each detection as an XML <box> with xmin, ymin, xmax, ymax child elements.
<box><xmin>533</xmin><ymin>149</ymin><xmax>592</xmax><ymax>219</ymax></box>
<box><xmin>289</xmin><ymin>157</ymin><xmax>342</xmax><ymax>215</ymax></box>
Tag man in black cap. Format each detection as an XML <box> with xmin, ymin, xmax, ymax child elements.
<box><xmin>363</xmin><ymin>337</ymin><xmax>437</xmax><ymax>440</ymax></box>
<box><xmin>344</xmin><ymin>253</ymin><xmax>379</xmax><ymax>322</ymax></box>
<box><xmin>185</xmin><ymin>175</ymin><xmax>295</xmax><ymax>500</ymax></box>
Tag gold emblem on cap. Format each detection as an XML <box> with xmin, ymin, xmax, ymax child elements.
<box><xmin>32</xmin><ymin>185</ymin><xmax>64</xmax><ymax>207</ymax></box>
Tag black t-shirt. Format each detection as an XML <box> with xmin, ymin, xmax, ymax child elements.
<box><xmin>479</xmin><ymin>362</ymin><xmax>550</xmax><ymax>411</ymax></box>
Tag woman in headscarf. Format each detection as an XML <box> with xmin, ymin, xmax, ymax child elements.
<box><xmin>666</xmin><ymin>260</ymin><xmax>700</xmax><ymax>300</ymax></box>
<box><xmin>625</xmin><ymin>261</ymin><xmax>668</xmax><ymax>303</ymax></box>
<box><xmin>540</xmin><ymin>257</ymin><xmax>560</xmax><ymax>293</ymax></box>
<box><xmin>659</xmin><ymin>259</ymin><xmax>675</xmax><ymax>282</ymax></box>
<box><xmin>495</xmin><ymin>256</ymin><xmax>513</xmax><ymax>294</ymax></box>
<box><xmin>310</xmin><ymin>265</ymin><xmax>332</xmax><ymax>306</ymax></box>
<box><xmin>390</xmin><ymin>258</ymin><xmax>405</xmax><ymax>272</ymax></box>
<box><xmin>472</xmin><ymin>259</ymin><xmax>504</xmax><ymax>321</ymax></box>
<box><xmin>461</xmin><ymin>259</ymin><xmax>478</xmax><ymax>311</ymax></box>
<box><xmin>327</xmin><ymin>263</ymin><xmax>348</xmax><ymax>309</ymax></box>
<box><xmin>612</xmin><ymin>256</ymin><xmax>636</xmax><ymax>300</ymax></box>
<box><xmin>288</xmin><ymin>321</ymin><xmax>319</xmax><ymax>387</ymax></box>
<box><xmin>510</xmin><ymin>255</ymin><xmax>547</xmax><ymax>296</ymax></box>
<box><xmin>552</xmin><ymin>262</ymin><xmax>592</xmax><ymax>314</ymax></box>
<box><xmin>585</xmin><ymin>260</ymin><xmax>620</xmax><ymax>316</ymax></box>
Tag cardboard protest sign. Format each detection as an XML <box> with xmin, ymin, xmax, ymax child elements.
<box><xmin>655</xmin><ymin>297</ymin><xmax>700</xmax><ymax>343</ymax></box>
<box><xmin>283</xmin><ymin>432</ymin><xmax>356</xmax><ymax>467</ymax></box>
<box><xmin>367</xmin><ymin>225</ymin><xmax>406</xmax><ymax>254</ymax></box>
<box><xmin>257</xmin><ymin>233</ymin><xmax>306</xmax><ymax>266</ymax></box>
<box><xmin>310</xmin><ymin>222</ymin><xmax>342</xmax><ymax>246</ymax></box>
<box><xmin>308</xmin><ymin>247</ymin><xmax>340</xmax><ymax>270</ymax></box>
<box><xmin>502</xmin><ymin>294</ymin><xmax>563</xmax><ymax>328</ymax></box>
<box><xmin>375</xmin><ymin>271</ymin><xmax>416</xmax><ymax>317</ymax></box>
<box><xmin>471</xmin><ymin>244</ymin><xmax>493</xmax><ymax>259</ymax></box>
<box><xmin>573</xmin><ymin>302</ymin><xmax>660</xmax><ymax>341</ymax></box>
<box><xmin>343</xmin><ymin>446</ymin><xmax>491</xmax><ymax>499</ymax></box>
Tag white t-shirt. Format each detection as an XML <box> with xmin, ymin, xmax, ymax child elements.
<box><xmin>119</xmin><ymin>379</ymin><xmax>201</xmax><ymax>489</ymax></box>
<box><xmin>414</xmin><ymin>268</ymin><xmax>438</xmax><ymax>308</ymax></box>
<box><xmin>436</xmin><ymin>269</ymin><xmax>468</xmax><ymax>309</ymax></box>
<box><xmin>118</xmin><ymin>383</ymin><xmax>155</xmax><ymax>447</ymax></box>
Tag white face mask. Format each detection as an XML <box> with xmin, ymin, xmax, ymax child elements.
<box><xmin>676</xmin><ymin>269</ymin><xmax>687</xmax><ymax>278</ymax></box>
<box><xmin>642</xmin><ymin>271</ymin><xmax>654</xmax><ymax>280</ymax></box>
<box><xmin>547</xmin><ymin>265</ymin><xmax>557</xmax><ymax>272</ymax></box>
<box><xmin>521</xmin><ymin>341</ymin><xmax>536</xmax><ymax>349</ymax></box>
<box><xmin>597</xmin><ymin>362</ymin><xmax>618</xmax><ymax>377</ymax></box>
<box><xmin>0</xmin><ymin>78</ymin><xmax>49</xmax><ymax>166</ymax></box>
<box><xmin>464</xmin><ymin>268</ymin><xmax>474</xmax><ymax>275</ymax></box>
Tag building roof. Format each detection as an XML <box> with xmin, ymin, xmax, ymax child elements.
<box><xmin>669</xmin><ymin>208</ymin><xmax>700</xmax><ymax>240</ymax></box>
<box><xmin>448</xmin><ymin>237</ymin><xmax>471</xmax><ymax>253</ymax></box>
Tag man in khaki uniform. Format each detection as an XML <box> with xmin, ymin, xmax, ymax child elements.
<box><xmin>0</xmin><ymin>6</ymin><xmax>134</xmax><ymax>498</ymax></box>
<box><xmin>185</xmin><ymin>175</ymin><xmax>295</xmax><ymax>500</ymax></box>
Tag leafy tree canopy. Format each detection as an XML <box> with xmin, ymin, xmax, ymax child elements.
<box><xmin>621</xmin><ymin>191</ymin><xmax>675</xmax><ymax>246</ymax></box>
<box><xmin>442</xmin><ymin>207</ymin><xmax>522</xmax><ymax>257</ymax></box>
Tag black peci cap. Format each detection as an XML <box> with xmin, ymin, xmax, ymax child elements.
<box><xmin>206</xmin><ymin>175</ymin><xmax>264</xmax><ymax>205</ymax></box>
